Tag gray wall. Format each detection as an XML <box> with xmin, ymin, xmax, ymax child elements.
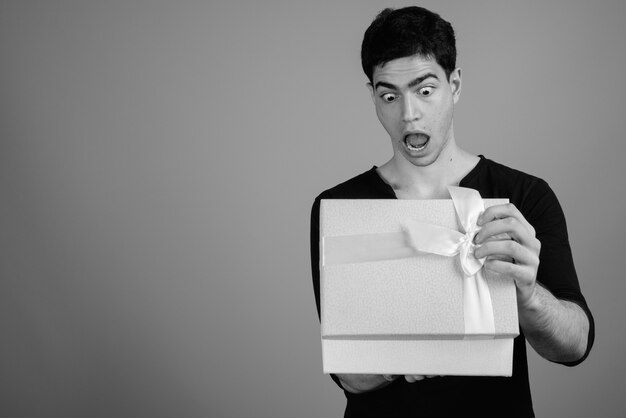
<box><xmin>1</xmin><ymin>0</ymin><xmax>624</xmax><ymax>416</ymax></box>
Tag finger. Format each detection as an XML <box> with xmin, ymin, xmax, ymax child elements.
<box><xmin>484</xmin><ymin>258</ymin><xmax>533</xmax><ymax>281</ymax></box>
<box><xmin>489</xmin><ymin>232</ymin><xmax>512</xmax><ymax>242</ymax></box>
<box><xmin>382</xmin><ymin>375</ymin><xmax>396</xmax><ymax>382</ymax></box>
<box><xmin>474</xmin><ymin>240</ymin><xmax>537</xmax><ymax>266</ymax></box>
<box><xmin>405</xmin><ymin>375</ymin><xmax>425</xmax><ymax>383</ymax></box>
<box><xmin>478</xmin><ymin>203</ymin><xmax>534</xmax><ymax>234</ymax></box>
<box><xmin>474</xmin><ymin>218</ymin><xmax>535</xmax><ymax>247</ymax></box>
<box><xmin>486</xmin><ymin>254</ymin><xmax>514</xmax><ymax>263</ymax></box>
<box><xmin>473</xmin><ymin>232</ymin><xmax>511</xmax><ymax>244</ymax></box>
<box><xmin>484</xmin><ymin>260</ymin><xmax>537</xmax><ymax>305</ymax></box>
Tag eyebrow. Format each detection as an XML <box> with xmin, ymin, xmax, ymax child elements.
<box><xmin>374</xmin><ymin>72</ymin><xmax>440</xmax><ymax>91</ymax></box>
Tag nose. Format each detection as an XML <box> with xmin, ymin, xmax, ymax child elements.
<box><xmin>401</xmin><ymin>94</ymin><xmax>422</xmax><ymax>123</ymax></box>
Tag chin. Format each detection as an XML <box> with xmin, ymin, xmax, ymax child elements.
<box><xmin>399</xmin><ymin>148</ymin><xmax>439</xmax><ymax>167</ymax></box>
<box><xmin>408</xmin><ymin>156</ymin><xmax>438</xmax><ymax>167</ymax></box>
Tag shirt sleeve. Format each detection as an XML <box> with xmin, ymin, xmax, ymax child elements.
<box><xmin>522</xmin><ymin>179</ymin><xmax>595</xmax><ymax>366</ymax></box>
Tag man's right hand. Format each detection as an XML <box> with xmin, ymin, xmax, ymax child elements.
<box><xmin>336</xmin><ymin>374</ymin><xmax>397</xmax><ymax>394</ymax></box>
<box><xmin>337</xmin><ymin>374</ymin><xmax>440</xmax><ymax>393</ymax></box>
<box><xmin>404</xmin><ymin>375</ymin><xmax>440</xmax><ymax>382</ymax></box>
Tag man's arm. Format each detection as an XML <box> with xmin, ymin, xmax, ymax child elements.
<box><xmin>518</xmin><ymin>284</ymin><xmax>589</xmax><ymax>362</ymax></box>
<box><xmin>474</xmin><ymin>203</ymin><xmax>590</xmax><ymax>363</ymax></box>
<box><xmin>336</xmin><ymin>374</ymin><xmax>430</xmax><ymax>394</ymax></box>
<box><xmin>335</xmin><ymin>374</ymin><xmax>395</xmax><ymax>394</ymax></box>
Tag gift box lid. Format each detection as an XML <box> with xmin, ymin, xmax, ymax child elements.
<box><xmin>320</xmin><ymin>198</ymin><xmax>519</xmax><ymax>340</ymax></box>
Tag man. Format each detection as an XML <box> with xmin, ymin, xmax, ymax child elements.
<box><xmin>310</xmin><ymin>6</ymin><xmax>594</xmax><ymax>417</ymax></box>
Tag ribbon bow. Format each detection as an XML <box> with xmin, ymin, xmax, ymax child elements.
<box><xmin>402</xmin><ymin>190</ymin><xmax>482</xmax><ymax>276</ymax></box>
<box><xmin>401</xmin><ymin>187</ymin><xmax>495</xmax><ymax>337</ymax></box>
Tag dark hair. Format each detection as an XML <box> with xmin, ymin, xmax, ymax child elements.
<box><xmin>361</xmin><ymin>6</ymin><xmax>456</xmax><ymax>83</ymax></box>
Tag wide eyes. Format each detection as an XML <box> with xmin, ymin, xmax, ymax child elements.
<box><xmin>379</xmin><ymin>86</ymin><xmax>435</xmax><ymax>103</ymax></box>
<box><xmin>418</xmin><ymin>86</ymin><xmax>434</xmax><ymax>96</ymax></box>
<box><xmin>381</xmin><ymin>93</ymin><xmax>398</xmax><ymax>103</ymax></box>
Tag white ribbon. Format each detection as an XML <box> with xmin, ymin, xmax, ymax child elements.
<box><xmin>402</xmin><ymin>187</ymin><xmax>495</xmax><ymax>337</ymax></box>
<box><xmin>322</xmin><ymin>186</ymin><xmax>496</xmax><ymax>338</ymax></box>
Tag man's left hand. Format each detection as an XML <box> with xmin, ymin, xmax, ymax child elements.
<box><xmin>473</xmin><ymin>203</ymin><xmax>541</xmax><ymax>309</ymax></box>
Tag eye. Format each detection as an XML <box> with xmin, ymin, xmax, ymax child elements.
<box><xmin>418</xmin><ymin>86</ymin><xmax>434</xmax><ymax>96</ymax></box>
<box><xmin>380</xmin><ymin>93</ymin><xmax>398</xmax><ymax>103</ymax></box>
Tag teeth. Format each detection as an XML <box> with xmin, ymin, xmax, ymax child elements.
<box><xmin>407</xmin><ymin>143</ymin><xmax>426</xmax><ymax>151</ymax></box>
<box><xmin>405</xmin><ymin>139</ymin><xmax>428</xmax><ymax>151</ymax></box>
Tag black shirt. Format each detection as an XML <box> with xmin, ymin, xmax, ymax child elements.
<box><xmin>310</xmin><ymin>156</ymin><xmax>594</xmax><ymax>417</ymax></box>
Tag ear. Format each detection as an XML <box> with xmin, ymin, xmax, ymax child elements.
<box><xmin>449</xmin><ymin>68</ymin><xmax>462</xmax><ymax>104</ymax></box>
<box><xmin>366</xmin><ymin>81</ymin><xmax>375</xmax><ymax>103</ymax></box>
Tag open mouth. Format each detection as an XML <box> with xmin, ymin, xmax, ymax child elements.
<box><xmin>403</xmin><ymin>133</ymin><xmax>430</xmax><ymax>152</ymax></box>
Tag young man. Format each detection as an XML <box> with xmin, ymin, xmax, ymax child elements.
<box><xmin>310</xmin><ymin>6</ymin><xmax>594</xmax><ymax>417</ymax></box>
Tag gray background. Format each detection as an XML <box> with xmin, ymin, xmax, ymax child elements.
<box><xmin>1</xmin><ymin>0</ymin><xmax>624</xmax><ymax>417</ymax></box>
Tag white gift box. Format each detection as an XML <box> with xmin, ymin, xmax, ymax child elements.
<box><xmin>319</xmin><ymin>190</ymin><xmax>519</xmax><ymax>376</ymax></box>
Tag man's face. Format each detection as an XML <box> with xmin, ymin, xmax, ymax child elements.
<box><xmin>369</xmin><ymin>55</ymin><xmax>461</xmax><ymax>167</ymax></box>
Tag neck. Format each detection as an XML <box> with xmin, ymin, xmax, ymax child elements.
<box><xmin>378</xmin><ymin>136</ymin><xmax>478</xmax><ymax>199</ymax></box>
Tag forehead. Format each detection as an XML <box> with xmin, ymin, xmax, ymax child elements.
<box><xmin>372</xmin><ymin>55</ymin><xmax>446</xmax><ymax>86</ymax></box>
